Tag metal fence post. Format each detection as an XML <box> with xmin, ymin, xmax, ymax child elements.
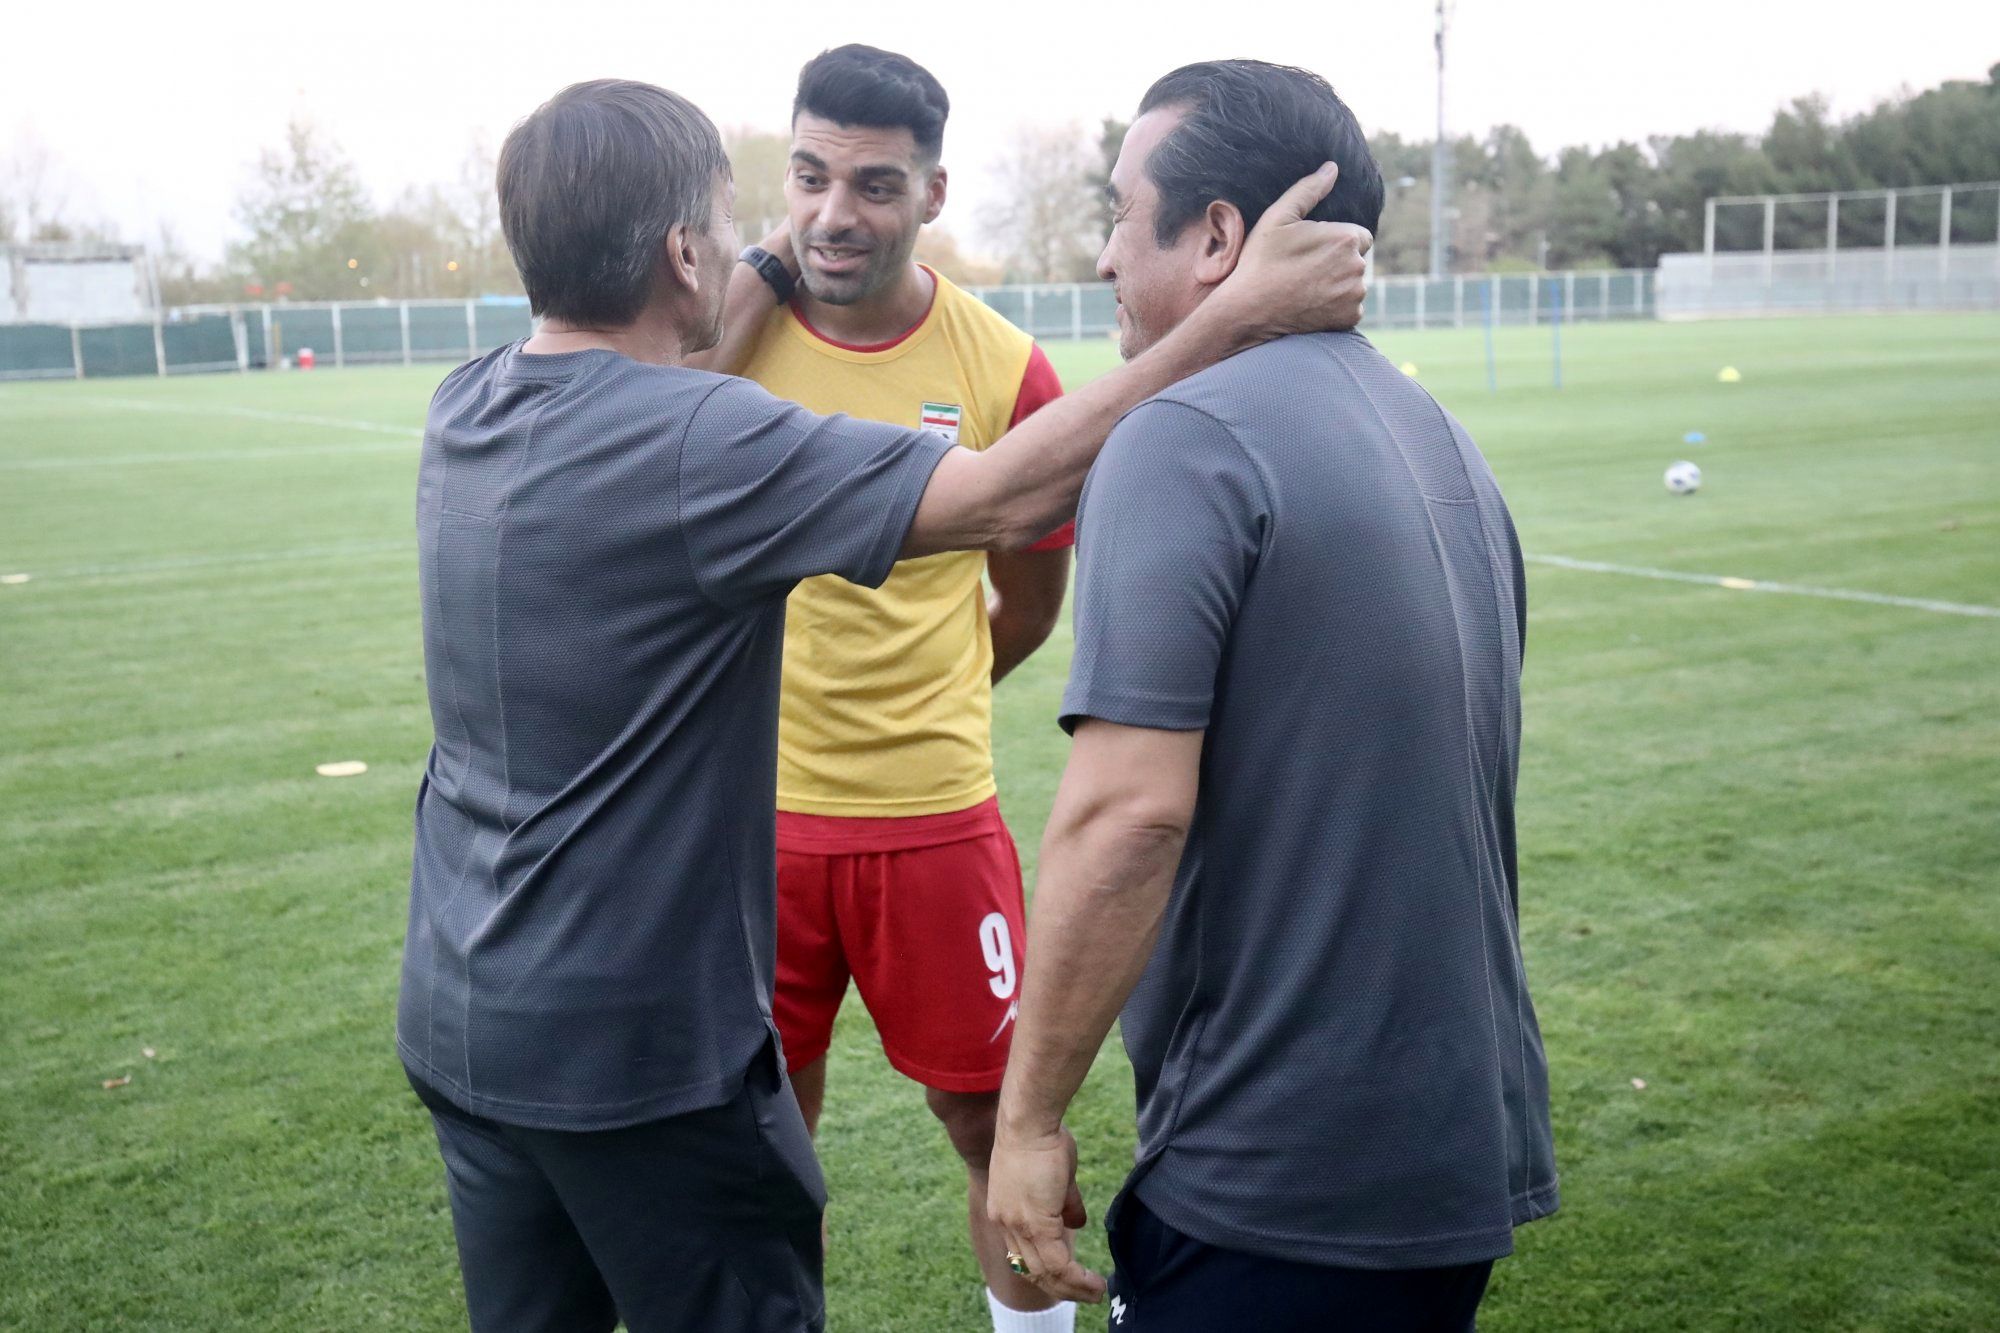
<box><xmin>1884</xmin><ymin>190</ymin><xmax>1898</xmax><ymax>300</ymax></box>
<box><xmin>231</xmin><ymin>309</ymin><xmax>248</xmax><ymax>372</ymax></box>
<box><xmin>1454</xmin><ymin>275</ymin><xmax>1464</xmax><ymax>328</ymax></box>
<box><xmin>153</xmin><ymin>315</ymin><xmax>167</xmax><ymax>377</ymax></box>
<box><xmin>1024</xmin><ymin>287</ymin><xmax>1036</xmax><ymax>337</ymax></box>
<box><xmin>400</xmin><ymin>301</ymin><xmax>413</xmax><ymax>366</ymax></box>
<box><xmin>1762</xmin><ymin>197</ymin><xmax>1776</xmax><ymax>291</ymax></box>
<box><xmin>1070</xmin><ymin>285</ymin><xmax>1082</xmax><ymax>340</ymax></box>
<box><xmin>331</xmin><ymin>304</ymin><xmax>345</xmax><ymax>369</ymax></box>
<box><xmin>1703</xmin><ymin>197</ymin><xmax>1716</xmax><ymax>283</ymax></box>
<box><xmin>1564</xmin><ymin>270</ymin><xmax>1575</xmax><ymax>323</ymax></box>
<box><xmin>261</xmin><ymin>306</ymin><xmax>274</xmax><ymax>371</ymax></box>
<box><xmin>1600</xmin><ymin>272</ymin><xmax>1611</xmax><ymax>321</ymax></box>
<box><xmin>1528</xmin><ymin>274</ymin><xmax>1538</xmax><ymax>325</ymax></box>
<box><xmin>71</xmin><ymin>323</ymin><xmax>83</xmax><ymax>380</ymax></box>
<box><xmin>466</xmin><ymin>301</ymin><xmax>478</xmax><ymax>357</ymax></box>
<box><xmin>1939</xmin><ymin>186</ymin><xmax>1953</xmax><ymax>285</ymax></box>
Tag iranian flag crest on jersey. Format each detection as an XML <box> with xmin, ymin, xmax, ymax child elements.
<box><xmin>920</xmin><ymin>401</ymin><xmax>963</xmax><ymax>445</ymax></box>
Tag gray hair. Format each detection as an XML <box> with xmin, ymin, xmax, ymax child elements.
<box><xmin>498</xmin><ymin>80</ymin><xmax>729</xmax><ymax>325</ymax></box>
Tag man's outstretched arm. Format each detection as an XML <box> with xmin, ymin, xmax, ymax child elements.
<box><xmin>987</xmin><ymin>720</ymin><xmax>1203</xmax><ymax>1305</ymax></box>
<box><xmin>900</xmin><ymin>163</ymin><xmax>1368</xmax><ymax>559</ymax></box>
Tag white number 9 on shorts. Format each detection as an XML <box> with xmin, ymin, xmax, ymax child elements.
<box><xmin>978</xmin><ymin>912</ymin><xmax>1016</xmax><ymax>1000</ymax></box>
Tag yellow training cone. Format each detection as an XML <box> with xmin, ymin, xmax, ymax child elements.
<box><xmin>1717</xmin><ymin>366</ymin><xmax>1742</xmax><ymax>383</ymax></box>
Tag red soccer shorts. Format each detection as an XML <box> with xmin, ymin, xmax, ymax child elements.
<box><xmin>772</xmin><ymin>797</ymin><xmax>1027</xmax><ymax>1093</ymax></box>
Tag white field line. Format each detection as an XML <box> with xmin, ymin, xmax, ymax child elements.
<box><xmin>0</xmin><ymin>397</ymin><xmax>422</xmax><ymax>470</ymax></box>
<box><xmin>3</xmin><ymin>540</ymin><xmax>414</xmax><ymax>584</ymax></box>
<box><xmin>5</xmin><ymin>542</ymin><xmax>1990</xmax><ymax>614</ymax></box>
<box><xmin>2</xmin><ymin>441</ymin><xmax>419</xmax><ymax>470</ymax></box>
<box><xmin>79</xmin><ymin>396</ymin><xmax>423</xmax><ymax>438</ymax></box>
<box><xmin>1525</xmin><ymin>553</ymin><xmax>2000</xmax><ymax>620</ymax></box>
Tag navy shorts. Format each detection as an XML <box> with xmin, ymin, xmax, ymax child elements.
<box><xmin>409</xmin><ymin>1043</ymin><xmax>825</xmax><ymax>1333</ymax></box>
<box><xmin>1105</xmin><ymin>1191</ymin><xmax>1494</xmax><ymax>1332</ymax></box>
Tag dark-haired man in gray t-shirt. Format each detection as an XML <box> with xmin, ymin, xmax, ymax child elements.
<box><xmin>989</xmin><ymin>63</ymin><xmax>1555</xmax><ymax>1332</ymax></box>
<box><xmin>396</xmin><ymin>77</ymin><xmax>1371</xmax><ymax>1333</ymax></box>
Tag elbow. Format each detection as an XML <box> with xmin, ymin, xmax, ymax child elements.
<box><xmin>1117</xmin><ymin>808</ymin><xmax>1193</xmax><ymax>848</ymax></box>
<box><xmin>1054</xmin><ymin>800</ymin><xmax>1193</xmax><ymax>866</ymax></box>
<box><xmin>988</xmin><ymin>516</ymin><xmax>1049</xmax><ymax>554</ymax></box>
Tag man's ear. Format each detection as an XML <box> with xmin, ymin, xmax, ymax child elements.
<box><xmin>1191</xmin><ymin>199</ymin><xmax>1247</xmax><ymax>288</ymax></box>
<box><xmin>922</xmin><ymin>164</ymin><xmax>948</xmax><ymax>226</ymax></box>
<box><xmin>661</xmin><ymin>222</ymin><xmax>704</xmax><ymax>295</ymax></box>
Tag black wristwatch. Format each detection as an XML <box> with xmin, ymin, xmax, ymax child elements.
<box><xmin>739</xmin><ymin>245</ymin><xmax>797</xmax><ymax>305</ymax></box>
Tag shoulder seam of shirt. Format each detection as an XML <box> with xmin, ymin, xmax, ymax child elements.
<box><xmin>673</xmin><ymin>375</ymin><xmax>758</xmax><ymax>611</ymax></box>
<box><xmin>1120</xmin><ymin>395</ymin><xmax>1277</xmax><ymax>521</ymax></box>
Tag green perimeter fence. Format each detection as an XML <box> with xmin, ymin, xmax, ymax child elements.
<box><xmin>0</xmin><ymin>300</ymin><xmax>537</xmax><ymax>382</ymax></box>
<box><xmin>0</xmin><ymin>271</ymin><xmax>1657</xmax><ymax>381</ymax></box>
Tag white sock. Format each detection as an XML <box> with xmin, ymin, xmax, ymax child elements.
<box><xmin>987</xmin><ymin>1288</ymin><xmax>1076</xmax><ymax>1332</ymax></box>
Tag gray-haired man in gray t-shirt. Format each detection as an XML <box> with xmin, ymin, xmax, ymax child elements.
<box><xmin>396</xmin><ymin>78</ymin><xmax>1372</xmax><ymax>1333</ymax></box>
<box><xmin>989</xmin><ymin>63</ymin><xmax>1556</xmax><ymax>1332</ymax></box>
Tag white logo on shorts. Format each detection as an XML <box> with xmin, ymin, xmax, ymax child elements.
<box><xmin>1111</xmin><ymin>1294</ymin><xmax>1129</xmax><ymax>1324</ymax></box>
<box><xmin>989</xmin><ymin>999</ymin><xmax>1020</xmax><ymax>1043</ymax></box>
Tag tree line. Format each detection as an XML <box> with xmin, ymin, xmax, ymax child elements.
<box><xmin>2</xmin><ymin>64</ymin><xmax>1995</xmax><ymax>300</ymax></box>
<box><xmin>1011</xmin><ymin>63</ymin><xmax>2000</xmax><ymax>281</ymax></box>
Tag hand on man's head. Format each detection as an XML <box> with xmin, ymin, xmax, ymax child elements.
<box><xmin>1222</xmin><ymin>162</ymin><xmax>1374</xmax><ymax>337</ymax></box>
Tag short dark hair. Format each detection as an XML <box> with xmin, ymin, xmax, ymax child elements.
<box><xmin>793</xmin><ymin>45</ymin><xmax>949</xmax><ymax>162</ymax></box>
<box><xmin>497</xmin><ymin>79</ymin><xmax>728</xmax><ymax>325</ymax></box>
<box><xmin>1136</xmin><ymin>60</ymin><xmax>1384</xmax><ymax>247</ymax></box>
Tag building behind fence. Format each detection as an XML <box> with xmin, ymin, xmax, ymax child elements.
<box><xmin>3</xmin><ymin>243</ymin><xmax>156</xmax><ymax>325</ymax></box>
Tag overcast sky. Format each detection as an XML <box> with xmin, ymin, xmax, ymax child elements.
<box><xmin>6</xmin><ymin>0</ymin><xmax>1997</xmax><ymax>261</ymax></box>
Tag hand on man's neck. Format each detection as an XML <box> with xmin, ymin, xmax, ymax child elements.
<box><xmin>796</xmin><ymin>262</ymin><xmax>936</xmax><ymax>348</ymax></box>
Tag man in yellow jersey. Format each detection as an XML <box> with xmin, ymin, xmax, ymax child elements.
<box><xmin>721</xmin><ymin>45</ymin><xmax>1075</xmax><ymax>1333</ymax></box>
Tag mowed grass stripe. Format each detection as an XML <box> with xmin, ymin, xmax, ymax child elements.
<box><xmin>0</xmin><ymin>539</ymin><xmax>414</xmax><ymax>581</ymax></box>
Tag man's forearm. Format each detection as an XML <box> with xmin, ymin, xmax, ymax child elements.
<box><xmin>988</xmin><ymin>602</ymin><xmax>1053</xmax><ymax>683</ymax></box>
<box><xmin>997</xmin><ymin>816</ymin><xmax>1186</xmax><ymax>1139</ymax></box>
<box><xmin>682</xmin><ymin>231</ymin><xmax>795</xmax><ymax>376</ymax></box>
<box><xmin>986</xmin><ymin>548</ymin><xmax>1068</xmax><ymax>684</ymax></box>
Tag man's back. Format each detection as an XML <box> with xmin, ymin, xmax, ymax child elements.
<box><xmin>1062</xmin><ymin>328</ymin><xmax>1557</xmax><ymax>1268</ymax></box>
<box><xmin>398</xmin><ymin>343</ymin><xmax>948</xmax><ymax>1131</ymax></box>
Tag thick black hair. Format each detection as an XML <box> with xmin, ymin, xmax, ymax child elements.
<box><xmin>498</xmin><ymin>79</ymin><xmax>728</xmax><ymax>324</ymax></box>
<box><xmin>1136</xmin><ymin>60</ymin><xmax>1384</xmax><ymax>246</ymax></box>
<box><xmin>793</xmin><ymin>45</ymin><xmax>950</xmax><ymax>162</ymax></box>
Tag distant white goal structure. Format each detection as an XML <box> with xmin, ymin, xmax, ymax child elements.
<box><xmin>1658</xmin><ymin>181</ymin><xmax>2000</xmax><ymax>318</ymax></box>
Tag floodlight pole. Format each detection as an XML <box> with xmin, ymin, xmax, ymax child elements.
<box><xmin>1429</xmin><ymin>0</ymin><xmax>1448</xmax><ymax>279</ymax></box>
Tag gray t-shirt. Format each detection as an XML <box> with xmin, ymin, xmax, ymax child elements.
<box><xmin>1063</xmin><ymin>329</ymin><xmax>1557</xmax><ymax>1269</ymax></box>
<box><xmin>397</xmin><ymin>343</ymin><xmax>951</xmax><ymax>1131</ymax></box>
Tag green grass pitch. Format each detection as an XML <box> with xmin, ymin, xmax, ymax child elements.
<box><xmin>2</xmin><ymin>313</ymin><xmax>1996</xmax><ymax>1330</ymax></box>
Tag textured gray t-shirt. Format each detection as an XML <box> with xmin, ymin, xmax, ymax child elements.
<box><xmin>397</xmin><ymin>343</ymin><xmax>951</xmax><ymax>1131</ymax></box>
<box><xmin>1063</xmin><ymin>329</ymin><xmax>1557</xmax><ymax>1269</ymax></box>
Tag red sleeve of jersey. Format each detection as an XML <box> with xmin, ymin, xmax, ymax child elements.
<box><xmin>1010</xmin><ymin>344</ymin><xmax>1075</xmax><ymax>552</ymax></box>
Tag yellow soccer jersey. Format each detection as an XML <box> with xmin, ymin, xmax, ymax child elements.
<box><xmin>739</xmin><ymin>267</ymin><xmax>1067</xmax><ymax>818</ymax></box>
